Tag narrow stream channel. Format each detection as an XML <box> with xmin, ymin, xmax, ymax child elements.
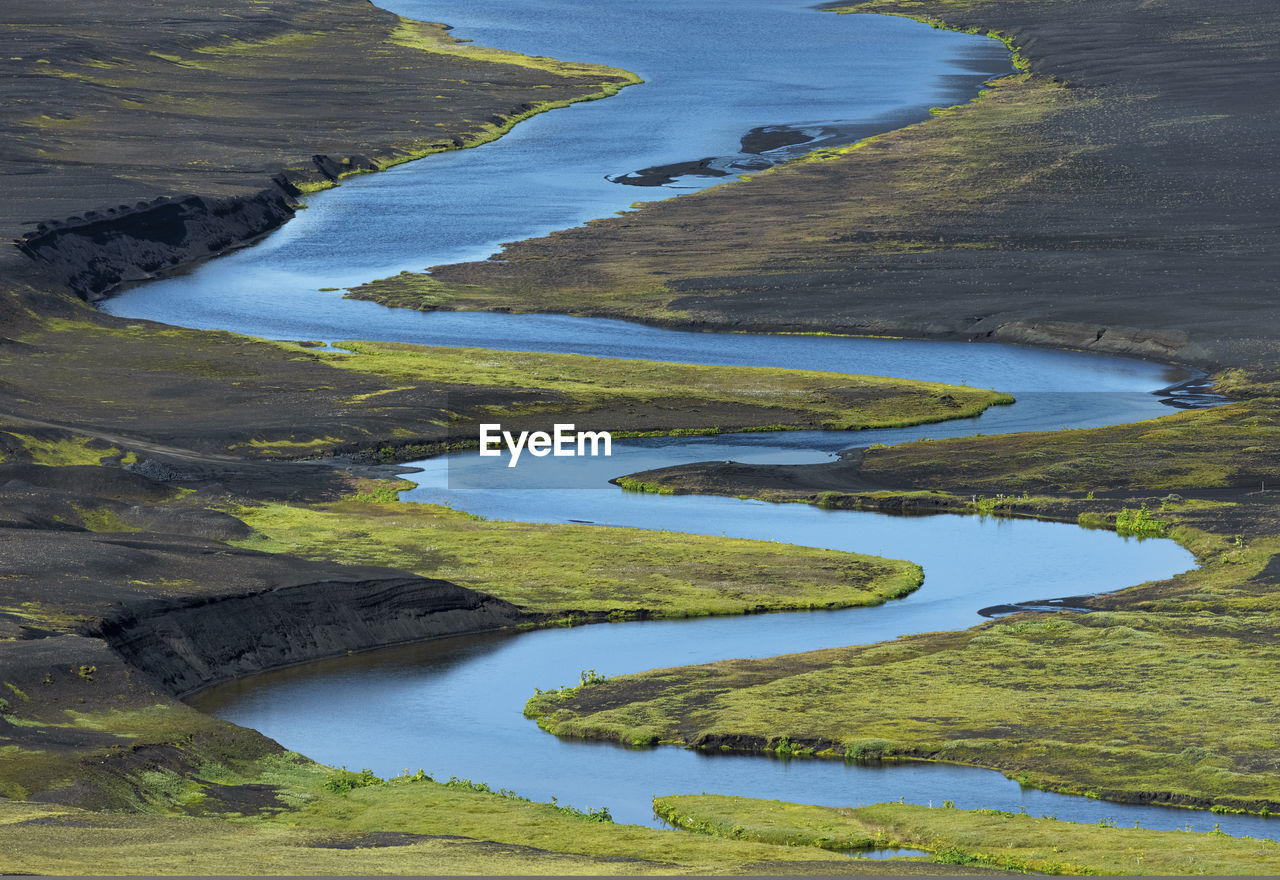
<box><xmin>106</xmin><ymin>0</ymin><xmax>1277</xmax><ymax>845</ymax></box>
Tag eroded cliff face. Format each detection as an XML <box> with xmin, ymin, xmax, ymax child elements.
<box><xmin>15</xmin><ymin>185</ymin><xmax>299</xmax><ymax>301</ymax></box>
<box><xmin>92</xmin><ymin>569</ymin><xmax>525</xmax><ymax>698</ymax></box>
<box><xmin>0</xmin><ymin>462</ymin><xmax>531</xmax><ymax>808</ymax></box>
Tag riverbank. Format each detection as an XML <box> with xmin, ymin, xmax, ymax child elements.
<box><xmin>352</xmin><ymin>0</ymin><xmax>1280</xmax><ymax>373</ymax></box>
<box><xmin>2</xmin><ymin>0</ymin><xmax>1275</xmax><ymax>872</ymax></box>
<box><xmin>0</xmin><ymin>435</ymin><xmax>961</xmax><ymax>875</ymax></box>
<box><xmin>524</xmin><ymin>383</ymin><xmax>1280</xmax><ymax>815</ymax></box>
<box><xmin>655</xmin><ymin>795</ymin><xmax>1280</xmax><ymax>874</ymax></box>
<box><xmin>0</xmin><ymin>0</ymin><xmax>636</xmax><ymax>305</ymax></box>
<box><xmin>0</xmin><ymin>317</ymin><xmax>1010</xmax><ymax>462</ymax></box>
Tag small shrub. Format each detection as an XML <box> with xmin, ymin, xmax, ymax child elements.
<box><xmin>578</xmin><ymin>668</ymin><xmax>608</xmax><ymax>686</ymax></box>
<box><xmin>615</xmin><ymin>477</ymin><xmax>674</xmax><ymax>495</ymax></box>
<box><xmin>323</xmin><ymin>767</ymin><xmax>383</xmax><ymax>793</ymax></box>
<box><xmin>1115</xmin><ymin>504</ymin><xmax>1169</xmax><ymax>538</ymax></box>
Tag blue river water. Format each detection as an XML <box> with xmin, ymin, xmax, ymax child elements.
<box><xmin>102</xmin><ymin>0</ymin><xmax>1011</xmax><ymax>335</ymax></box>
<box><xmin>100</xmin><ymin>0</ymin><xmax>1278</xmax><ymax>847</ymax></box>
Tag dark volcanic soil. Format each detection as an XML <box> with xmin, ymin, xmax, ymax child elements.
<box><xmin>1</xmin><ymin>0</ymin><xmax>1276</xmax><ymax>843</ymax></box>
<box><xmin>0</xmin><ymin>0</ymin><xmax>637</xmax><ymax>815</ymax></box>
<box><xmin>0</xmin><ymin>0</ymin><xmax>631</xmax><ymax>302</ymax></box>
<box><xmin>399</xmin><ymin>0</ymin><xmax>1280</xmax><ymax>371</ymax></box>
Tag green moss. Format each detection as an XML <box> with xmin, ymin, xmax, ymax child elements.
<box><xmin>524</xmin><ymin>524</ymin><xmax>1280</xmax><ymax>813</ymax></box>
<box><xmin>4</xmin><ymin>433</ymin><xmax>121</xmax><ymax>467</ymax></box>
<box><xmin>526</xmin><ymin>611</ymin><xmax>1280</xmax><ymax>811</ymax></box>
<box><xmin>654</xmin><ymin>795</ymin><xmax>881</xmax><ymax>852</ymax></box>
<box><xmin>229</xmin><ymin>494</ymin><xmax>925</xmax><ymax>618</ymax></box>
<box><xmin>227</xmin><ymin>436</ymin><xmax>347</xmax><ymax>454</ymax></box>
<box><xmin>615</xmin><ymin>477</ymin><xmax>675</xmax><ymax>495</ymax></box>
<box><xmin>295</xmin><ymin>339</ymin><xmax>1014</xmax><ymax>433</ymax></box>
<box><xmin>0</xmin><ymin>763</ymin><xmax>914</xmax><ymax>875</ymax></box>
<box><xmin>69</xmin><ymin>505</ymin><xmax>143</xmax><ymax>534</ymax></box>
<box><xmin>657</xmin><ymin>795</ymin><xmax>1280</xmax><ymax>875</ymax></box>
<box><xmin>277</xmin><ymin>771</ymin><xmax>859</xmax><ymax>872</ymax></box>
<box><xmin>860</xmin><ymin>398</ymin><xmax>1280</xmax><ymax>493</ymax></box>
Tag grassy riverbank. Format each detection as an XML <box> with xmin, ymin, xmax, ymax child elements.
<box><xmin>0</xmin><ymin>444</ymin><xmax>942</xmax><ymax>875</ymax></box>
<box><xmin>526</xmin><ymin>556</ymin><xmax>1280</xmax><ymax>810</ymax></box>
<box><xmin>654</xmin><ymin>795</ymin><xmax>1280</xmax><ymax>875</ymax></box>
<box><xmin>0</xmin><ymin>759</ymin><xmax>976</xmax><ymax>875</ymax></box>
<box><xmin>308</xmin><ymin>339</ymin><xmax>1014</xmax><ymax>433</ymax></box>
<box><xmin>231</xmin><ymin>486</ymin><xmax>925</xmax><ymax>619</ymax></box>
<box><xmin>0</xmin><ymin>317</ymin><xmax>1009</xmax><ymax>460</ymax></box>
<box><xmin>859</xmin><ymin>397</ymin><xmax>1280</xmax><ymax>493</ymax></box>
<box><xmin>0</xmin><ymin>0</ymin><xmax>639</xmax><ymax>304</ymax></box>
<box><xmin>526</xmin><ymin>380</ymin><xmax>1280</xmax><ymax>813</ymax></box>
<box><xmin>349</xmin><ymin>73</ymin><xmax>1074</xmax><ymax>326</ymax></box>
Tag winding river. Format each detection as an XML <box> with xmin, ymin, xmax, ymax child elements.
<box><xmin>103</xmin><ymin>0</ymin><xmax>1278</xmax><ymax>845</ymax></box>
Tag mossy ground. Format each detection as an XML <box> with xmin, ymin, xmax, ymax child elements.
<box><xmin>230</xmin><ymin>488</ymin><xmax>924</xmax><ymax>618</ymax></box>
<box><xmin>0</xmin><ymin>742</ymin><xmax>972</xmax><ymax>875</ymax></box>
<box><xmin>0</xmin><ymin>314</ymin><xmax>1008</xmax><ymax>460</ymax></box>
<box><xmin>524</xmin><ymin>554</ymin><xmax>1280</xmax><ymax>813</ymax></box>
<box><xmin>0</xmin><ymin>432</ymin><xmax>134</xmax><ymax>468</ymax></box>
<box><xmin>4</xmin><ymin>0</ymin><xmax>637</xmax><ymax>221</ymax></box>
<box><xmin>655</xmin><ymin>795</ymin><xmax>1280</xmax><ymax>875</ymax></box>
<box><xmin>345</xmin><ymin>0</ymin><xmax>1280</xmax><ymax>373</ymax></box>
<box><xmin>308</xmin><ymin>339</ymin><xmax>1013</xmax><ymax>433</ymax></box>
<box><xmin>859</xmin><ymin>397</ymin><xmax>1280</xmax><ymax>494</ymax></box>
<box><xmin>528</xmin><ymin>372</ymin><xmax>1280</xmax><ymax>816</ymax></box>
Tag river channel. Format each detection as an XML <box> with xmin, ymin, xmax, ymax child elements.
<box><xmin>102</xmin><ymin>0</ymin><xmax>1274</xmax><ymax>843</ymax></box>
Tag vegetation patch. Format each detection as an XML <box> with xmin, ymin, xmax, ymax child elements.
<box><xmin>654</xmin><ymin>794</ymin><xmax>881</xmax><ymax>852</ymax></box>
<box><xmin>230</xmin><ymin>492</ymin><xmax>925</xmax><ymax>619</ymax></box>
<box><xmin>523</xmin><ymin>509</ymin><xmax>1280</xmax><ymax>814</ymax></box>
<box><xmin>0</xmin><ymin>777</ymin><xmax>864</xmax><ymax>875</ymax></box>
<box><xmin>859</xmin><ymin>398</ymin><xmax>1280</xmax><ymax>493</ymax></box>
<box><xmin>299</xmin><ymin>339</ymin><xmax>1014</xmax><ymax>433</ymax></box>
<box><xmin>3</xmin><ymin>432</ymin><xmax>125</xmax><ymax>467</ymax></box>
<box><xmin>656</xmin><ymin>795</ymin><xmax>1280</xmax><ymax>875</ymax></box>
<box><xmin>524</xmin><ymin>375</ymin><xmax>1280</xmax><ymax>815</ymax></box>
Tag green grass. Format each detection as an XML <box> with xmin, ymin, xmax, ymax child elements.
<box><xmin>1114</xmin><ymin>504</ymin><xmax>1170</xmax><ymax>538</ymax></box>
<box><xmin>655</xmin><ymin>795</ymin><xmax>1280</xmax><ymax>875</ymax></box>
<box><xmin>69</xmin><ymin>505</ymin><xmax>143</xmax><ymax>533</ymax></box>
<box><xmin>2</xmin><ymin>314</ymin><xmax>1011</xmax><ymax>463</ymax></box>
<box><xmin>0</xmin><ymin>759</ymin><xmax>932</xmax><ymax>875</ymax></box>
<box><xmin>654</xmin><ymin>794</ymin><xmax>882</xmax><ymax>852</ymax></box>
<box><xmin>230</xmin><ymin>493</ymin><xmax>924</xmax><ymax>618</ymax></box>
<box><xmin>615</xmin><ymin>477</ymin><xmax>676</xmax><ymax>495</ymax></box>
<box><xmin>523</xmin><ymin>521</ymin><xmax>1280</xmax><ymax>813</ymax></box>
<box><xmin>299</xmin><ymin>339</ymin><xmax>1014</xmax><ymax>433</ymax></box>
<box><xmin>279</xmin><ymin>770</ymin><xmax>851</xmax><ymax>871</ymax></box>
<box><xmin>3</xmin><ymin>432</ymin><xmax>124</xmax><ymax>467</ymax></box>
<box><xmin>860</xmin><ymin>398</ymin><xmax>1280</xmax><ymax>493</ymax></box>
<box><xmin>228</xmin><ymin>436</ymin><xmax>347</xmax><ymax>454</ymax></box>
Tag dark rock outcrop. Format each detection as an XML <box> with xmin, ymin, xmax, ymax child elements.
<box><xmin>16</xmin><ymin>186</ymin><xmax>298</xmax><ymax>301</ymax></box>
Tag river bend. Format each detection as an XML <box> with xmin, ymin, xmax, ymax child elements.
<box><xmin>100</xmin><ymin>0</ymin><xmax>1274</xmax><ymax>843</ymax></box>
